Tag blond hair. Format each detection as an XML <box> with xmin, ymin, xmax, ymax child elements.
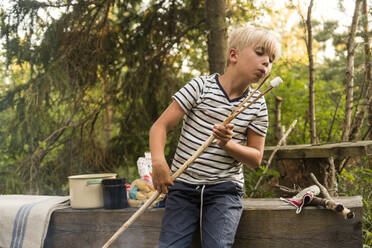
<box><xmin>226</xmin><ymin>27</ymin><xmax>281</xmax><ymax>66</ymax></box>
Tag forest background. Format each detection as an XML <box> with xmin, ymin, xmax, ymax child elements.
<box><xmin>0</xmin><ymin>0</ymin><xmax>371</xmax><ymax>245</ymax></box>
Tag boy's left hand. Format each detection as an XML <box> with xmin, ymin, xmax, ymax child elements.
<box><xmin>213</xmin><ymin>124</ymin><xmax>234</xmax><ymax>148</ymax></box>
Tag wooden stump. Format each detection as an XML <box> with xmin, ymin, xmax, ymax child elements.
<box><xmin>263</xmin><ymin>141</ymin><xmax>372</xmax><ymax>197</ymax></box>
<box><xmin>275</xmin><ymin>158</ymin><xmax>336</xmax><ymax>196</ymax></box>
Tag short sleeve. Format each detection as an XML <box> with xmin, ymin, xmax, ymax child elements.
<box><xmin>172</xmin><ymin>77</ymin><xmax>204</xmax><ymax>113</ymax></box>
<box><xmin>248</xmin><ymin>95</ymin><xmax>269</xmax><ymax>136</ymax></box>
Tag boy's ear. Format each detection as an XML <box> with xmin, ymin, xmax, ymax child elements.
<box><xmin>228</xmin><ymin>48</ymin><xmax>238</xmax><ymax>64</ymax></box>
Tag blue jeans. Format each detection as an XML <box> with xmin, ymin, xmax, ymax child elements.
<box><xmin>158</xmin><ymin>181</ymin><xmax>243</xmax><ymax>248</ymax></box>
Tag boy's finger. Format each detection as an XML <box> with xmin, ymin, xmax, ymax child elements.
<box><xmin>162</xmin><ymin>184</ymin><xmax>168</xmax><ymax>194</ymax></box>
<box><xmin>226</xmin><ymin>124</ymin><xmax>234</xmax><ymax>130</ymax></box>
<box><xmin>219</xmin><ymin>127</ymin><xmax>232</xmax><ymax>136</ymax></box>
<box><xmin>214</xmin><ymin>130</ymin><xmax>225</xmax><ymax>139</ymax></box>
<box><xmin>156</xmin><ymin>186</ymin><xmax>161</xmax><ymax>193</ymax></box>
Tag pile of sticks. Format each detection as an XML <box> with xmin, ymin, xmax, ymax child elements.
<box><xmin>277</xmin><ymin>172</ymin><xmax>355</xmax><ymax>219</ymax></box>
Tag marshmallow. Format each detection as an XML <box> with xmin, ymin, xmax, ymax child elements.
<box><xmin>270</xmin><ymin>77</ymin><xmax>283</xmax><ymax>88</ymax></box>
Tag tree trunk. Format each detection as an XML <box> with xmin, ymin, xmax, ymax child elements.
<box><xmin>205</xmin><ymin>0</ymin><xmax>226</xmax><ymax>74</ymax></box>
<box><xmin>342</xmin><ymin>0</ymin><xmax>363</xmax><ymax>141</ymax></box>
<box><xmin>349</xmin><ymin>0</ymin><xmax>372</xmax><ymax>141</ymax></box>
<box><xmin>103</xmin><ymin>76</ymin><xmax>112</xmax><ymax>143</ymax></box>
<box><xmin>274</xmin><ymin>96</ymin><xmax>285</xmax><ymax>145</ymax></box>
<box><xmin>306</xmin><ymin>0</ymin><xmax>317</xmax><ymax>144</ymax></box>
<box><xmin>362</xmin><ymin>0</ymin><xmax>372</xmax><ymax>141</ymax></box>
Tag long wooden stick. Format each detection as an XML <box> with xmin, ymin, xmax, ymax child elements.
<box><xmin>102</xmin><ymin>75</ymin><xmax>280</xmax><ymax>248</ymax></box>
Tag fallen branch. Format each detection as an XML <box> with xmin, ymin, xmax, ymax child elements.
<box><xmin>310</xmin><ymin>173</ymin><xmax>355</xmax><ymax>219</ymax></box>
<box><xmin>276</xmin><ymin>175</ymin><xmax>355</xmax><ymax>219</ymax></box>
<box><xmin>310</xmin><ymin>197</ymin><xmax>344</xmax><ymax>212</ymax></box>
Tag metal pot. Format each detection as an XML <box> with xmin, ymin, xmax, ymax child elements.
<box><xmin>68</xmin><ymin>173</ymin><xmax>117</xmax><ymax>209</ymax></box>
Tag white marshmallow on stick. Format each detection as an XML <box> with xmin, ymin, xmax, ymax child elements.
<box><xmin>270</xmin><ymin>76</ymin><xmax>283</xmax><ymax>88</ymax></box>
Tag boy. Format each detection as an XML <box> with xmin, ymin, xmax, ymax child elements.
<box><xmin>149</xmin><ymin>26</ymin><xmax>281</xmax><ymax>248</ymax></box>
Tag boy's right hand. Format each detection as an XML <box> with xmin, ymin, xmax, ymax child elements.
<box><xmin>152</xmin><ymin>158</ymin><xmax>174</xmax><ymax>194</ymax></box>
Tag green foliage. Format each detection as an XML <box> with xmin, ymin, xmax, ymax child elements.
<box><xmin>244</xmin><ymin>165</ymin><xmax>280</xmax><ymax>198</ymax></box>
<box><xmin>0</xmin><ymin>0</ymin><xmax>263</xmax><ymax>194</ymax></box>
<box><xmin>338</xmin><ymin>158</ymin><xmax>372</xmax><ymax>246</ymax></box>
<box><xmin>266</xmin><ymin>60</ymin><xmax>309</xmax><ymax>145</ymax></box>
<box><xmin>313</xmin><ymin>20</ymin><xmax>339</xmax><ymax>42</ymax></box>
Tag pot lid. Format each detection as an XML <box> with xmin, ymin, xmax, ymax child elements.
<box><xmin>102</xmin><ymin>178</ymin><xmax>126</xmax><ymax>185</ymax></box>
<box><xmin>68</xmin><ymin>173</ymin><xmax>117</xmax><ymax>179</ymax></box>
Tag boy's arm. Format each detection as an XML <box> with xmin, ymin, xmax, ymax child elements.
<box><xmin>149</xmin><ymin>100</ymin><xmax>185</xmax><ymax>194</ymax></box>
<box><xmin>213</xmin><ymin>126</ymin><xmax>265</xmax><ymax>168</ymax></box>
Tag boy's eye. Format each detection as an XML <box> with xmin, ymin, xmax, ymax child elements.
<box><xmin>255</xmin><ymin>47</ymin><xmax>274</xmax><ymax>63</ymax></box>
<box><xmin>256</xmin><ymin>48</ymin><xmax>274</xmax><ymax>63</ymax></box>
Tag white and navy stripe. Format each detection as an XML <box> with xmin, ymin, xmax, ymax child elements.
<box><xmin>171</xmin><ymin>73</ymin><xmax>268</xmax><ymax>187</ymax></box>
<box><xmin>10</xmin><ymin>198</ymin><xmax>55</xmax><ymax>248</ymax></box>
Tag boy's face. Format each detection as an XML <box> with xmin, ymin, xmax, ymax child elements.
<box><xmin>231</xmin><ymin>46</ymin><xmax>273</xmax><ymax>84</ymax></box>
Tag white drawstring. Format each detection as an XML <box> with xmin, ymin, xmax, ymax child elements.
<box><xmin>199</xmin><ymin>185</ymin><xmax>206</xmax><ymax>242</ymax></box>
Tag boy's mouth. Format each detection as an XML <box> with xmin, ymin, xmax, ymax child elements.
<box><xmin>256</xmin><ymin>69</ymin><xmax>265</xmax><ymax>78</ymax></box>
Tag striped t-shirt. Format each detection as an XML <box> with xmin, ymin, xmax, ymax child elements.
<box><xmin>171</xmin><ymin>73</ymin><xmax>268</xmax><ymax>187</ymax></box>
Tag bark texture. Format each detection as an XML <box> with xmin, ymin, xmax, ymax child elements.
<box><xmin>342</xmin><ymin>0</ymin><xmax>363</xmax><ymax>141</ymax></box>
<box><xmin>306</xmin><ymin>0</ymin><xmax>317</xmax><ymax>144</ymax></box>
<box><xmin>349</xmin><ymin>0</ymin><xmax>371</xmax><ymax>141</ymax></box>
<box><xmin>274</xmin><ymin>96</ymin><xmax>284</xmax><ymax>144</ymax></box>
<box><xmin>205</xmin><ymin>0</ymin><xmax>226</xmax><ymax>74</ymax></box>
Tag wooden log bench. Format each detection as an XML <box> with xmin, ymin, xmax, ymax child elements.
<box><xmin>44</xmin><ymin>196</ymin><xmax>362</xmax><ymax>248</ymax></box>
<box><xmin>262</xmin><ymin>140</ymin><xmax>372</xmax><ymax>195</ymax></box>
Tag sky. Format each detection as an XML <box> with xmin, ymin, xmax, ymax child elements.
<box><xmin>254</xmin><ymin>0</ymin><xmax>361</xmax><ymax>59</ymax></box>
<box><xmin>263</xmin><ymin>0</ymin><xmax>357</xmax><ymax>30</ymax></box>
